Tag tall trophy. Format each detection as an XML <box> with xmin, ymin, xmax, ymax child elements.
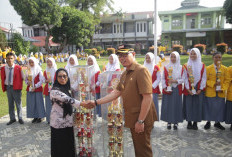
<box><xmin>46</xmin><ymin>72</ymin><xmax>52</xmax><ymax>92</ymax></box>
<box><xmin>187</xmin><ymin>65</ymin><xmax>196</xmax><ymax>95</ymax></box>
<box><xmin>167</xmin><ymin>67</ymin><xmax>173</xmax><ymax>92</ymax></box>
<box><xmin>70</xmin><ymin>65</ymin><xmax>95</xmax><ymax>157</ymax></box>
<box><xmin>27</xmin><ymin>67</ymin><xmax>33</xmax><ymax>91</ymax></box>
<box><xmin>216</xmin><ymin>61</ymin><xmax>222</xmax><ymax>91</ymax></box>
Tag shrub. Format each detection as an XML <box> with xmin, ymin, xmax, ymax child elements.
<box><xmin>96</xmin><ymin>46</ymin><xmax>102</xmax><ymax>52</ymax></box>
<box><xmin>172</xmin><ymin>45</ymin><xmax>183</xmax><ymax>54</ymax></box>
<box><xmin>107</xmin><ymin>48</ymin><xmax>115</xmax><ymax>55</ymax></box>
<box><xmin>194</xmin><ymin>44</ymin><xmax>206</xmax><ymax>54</ymax></box>
<box><xmin>30</xmin><ymin>45</ymin><xmax>39</xmax><ymax>54</ymax></box>
<box><xmin>149</xmin><ymin>46</ymin><xmax>154</xmax><ymax>52</ymax></box>
<box><xmin>216</xmin><ymin>43</ymin><xmax>228</xmax><ymax>54</ymax></box>
<box><xmin>84</xmin><ymin>49</ymin><xmax>92</xmax><ymax>55</ymax></box>
<box><xmin>91</xmin><ymin>48</ymin><xmax>97</xmax><ymax>55</ymax></box>
<box><xmin>140</xmin><ymin>49</ymin><xmax>147</xmax><ymax>55</ymax></box>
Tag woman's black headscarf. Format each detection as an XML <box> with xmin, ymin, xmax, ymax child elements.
<box><xmin>52</xmin><ymin>68</ymin><xmax>73</xmax><ymax>118</ymax></box>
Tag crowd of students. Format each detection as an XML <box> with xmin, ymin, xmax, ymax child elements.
<box><xmin>1</xmin><ymin>47</ymin><xmax>232</xmax><ymax>132</ymax></box>
<box><xmin>1</xmin><ymin>52</ymin><xmax>121</xmax><ymax>125</ymax></box>
<box><xmin>144</xmin><ymin>48</ymin><xmax>232</xmax><ymax>130</ymax></box>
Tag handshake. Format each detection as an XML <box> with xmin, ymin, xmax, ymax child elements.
<box><xmin>80</xmin><ymin>100</ymin><xmax>97</xmax><ymax>109</ymax></box>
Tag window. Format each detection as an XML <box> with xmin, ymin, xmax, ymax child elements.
<box><xmin>164</xmin><ymin>19</ymin><xmax>169</xmax><ymax>22</ymax></box>
<box><xmin>201</xmin><ymin>17</ymin><xmax>211</xmax><ymax>25</ymax></box>
<box><xmin>34</xmin><ymin>28</ymin><xmax>40</xmax><ymax>36</ymax></box>
<box><xmin>125</xmin><ymin>22</ymin><xmax>135</xmax><ymax>33</ymax></box>
<box><xmin>114</xmin><ymin>24</ymin><xmax>116</xmax><ymax>33</ymax></box>
<box><xmin>144</xmin><ymin>23</ymin><xmax>146</xmax><ymax>32</ymax></box>
<box><xmin>100</xmin><ymin>23</ymin><xmax>112</xmax><ymax>34</ymax></box>
<box><xmin>172</xmin><ymin>19</ymin><xmax>182</xmax><ymax>27</ymax></box>
<box><xmin>191</xmin><ymin>19</ymin><xmax>195</xmax><ymax>28</ymax></box>
<box><xmin>187</xmin><ymin>40</ymin><xmax>192</xmax><ymax>46</ymax></box>
<box><xmin>113</xmin><ymin>23</ymin><xmax>123</xmax><ymax>34</ymax></box>
<box><xmin>136</xmin><ymin>22</ymin><xmax>147</xmax><ymax>33</ymax></box>
<box><xmin>172</xmin><ymin>40</ymin><xmax>180</xmax><ymax>45</ymax></box>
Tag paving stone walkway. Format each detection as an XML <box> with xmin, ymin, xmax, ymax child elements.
<box><xmin>1</xmin><ymin>57</ymin><xmax>232</xmax><ymax>157</ymax></box>
<box><xmin>1</xmin><ymin>104</ymin><xmax>232</xmax><ymax>157</ymax></box>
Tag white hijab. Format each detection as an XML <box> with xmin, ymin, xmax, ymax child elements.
<box><xmin>65</xmin><ymin>54</ymin><xmax>79</xmax><ymax>71</ymax></box>
<box><xmin>166</xmin><ymin>51</ymin><xmax>182</xmax><ymax>80</ymax></box>
<box><xmin>46</xmin><ymin>57</ymin><xmax>57</xmax><ymax>80</ymax></box>
<box><xmin>105</xmin><ymin>54</ymin><xmax>120</xmax><ymax>71</ymax></box>
<box><xmin>87</xmin><ymin>55</ymin><xmax>100</xmax><ymax>75</ymax></box>
<box><xmin>187</xmin><ymin>48</ymin><xmax>202</xmax><ymax>85</ymax></box>
<box><xmin>144</xmin><ymin>52</ymin><xmax>155</xmax><ymax>75</ymax></box>
<box><xmin>28</xmin><ymin>57</ymin><xmax>42</xmax><ymax>79</ymax></box>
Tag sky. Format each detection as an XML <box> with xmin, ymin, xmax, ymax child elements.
<box><xmin>0</xmin><ymin>0</ymin><xmax>226</xmax><ymax>34</ymax></box>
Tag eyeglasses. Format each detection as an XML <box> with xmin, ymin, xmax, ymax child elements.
<box><xmin>57</xmin><ymin>75</ymin><xmax>68</xmax><ymax>79</ymax></box>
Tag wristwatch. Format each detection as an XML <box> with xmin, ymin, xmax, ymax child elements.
<box><xmin>137</xmin><ymin>120</ymin><xmax>144</xmax><ymax>124</ymax></box>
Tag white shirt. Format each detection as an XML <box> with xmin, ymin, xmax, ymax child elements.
<box><xmin>152</xmin><ymin>71</ymin><xmax>161</xmax><ymax>89</ymax></box>
<box><xmin>4</xmin><ymin>64</ymin><xmax>24</xmax><ymax>85</ymax></box>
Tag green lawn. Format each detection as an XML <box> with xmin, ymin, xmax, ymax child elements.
<box><xmin>0</xmin><ymin>54</ymin><xmax>232</xmax><ymax>117</ymax></box>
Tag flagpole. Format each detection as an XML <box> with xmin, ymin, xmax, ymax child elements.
<box><xmin>154</xmin><ymin>0</ymin><xmax>158</xmax><ymax>64</ymax></box>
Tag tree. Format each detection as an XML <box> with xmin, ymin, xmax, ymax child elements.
<box><xmin>9</xmin><ymin>0</ymin><xmax>63</xmax><ymax>53</ymax></box>
<box><xmin>0</xmin><ymin>29</ymin><xmax>7</xmax><ymax>49</ymax></box>
<box><xmin>12</xmin><ymin>33</ymin><xmax>30</xmax><ymax>55</ymax></box>
<box><xmin>64</xmin><ymin>0</ymin><xmax>114</xmax><ymax>25</ymax></box>
<box><xmin>51</xmin><ymin>6</ymin><xmax>95</xmax><ymax>52</ymax></box>
<box><xmin>223</xmin><ymin>0</ymin><xmax>232</xmax><ymax>24</ymax></box>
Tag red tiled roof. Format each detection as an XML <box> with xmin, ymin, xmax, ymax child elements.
<box><xmin>30</xmin><ymin>36</ymin><xmax>60</xmax><ymax>47</ymax></box>
<box><xmin>0</xmin><ymin>26</ymin><xmax>9</xmax><ymax>33</ymax></box>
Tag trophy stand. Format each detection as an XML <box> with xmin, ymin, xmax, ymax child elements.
<box><xmin>70</xmin><ymin>66</ymin><xmax>96</xmax><ymax>157</ymax></box>
<box><xmin>216</xmin><ymin>61</ymin><xmax>222</xmax><ymax>91</ymax></box>
<box><xmin>167</xmin><ymin>67</ymin><xmax>173</xmax><ymax>92</ymax></box>
<box><xmin>99</xmin><ymin>71</ymin><xmax>124</xmax><ymax>157</ymax></box>
<box><xmin>107</xmin><ymin>100</ymin><xmax>124</xmax><ymax>157</ymax></box>
<box><xmin>47</xmin><ymin>72</ymin><xmax>52</xmax><ymax>92</ymax></box>
<box><xmin>27</xmin><ymin>67</ymin><xmax>33</xmax><ymax>92</ymax></box>
<box><xmin>188</xmin><ymin>65</ymin><xmax>196</xmax><ymax>95</ymax></box>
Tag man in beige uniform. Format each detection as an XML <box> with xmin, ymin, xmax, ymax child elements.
<box><xmin>84</xmin><ymin>45</ymin><xmax>157</xmax><ymax>157</ymax></box>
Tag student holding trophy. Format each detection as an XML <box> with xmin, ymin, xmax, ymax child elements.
<box><xmin>26</xmin><ymin>57</ymin><xmax>45</xmax><ymax>123</ymax></box>
<box><xmin>204</xmin><ymin>52</ymin><xmax>230</xmax><ymax>130</ymax></box>
<box><xmin>225</xmin><ymin>66</ymin><xmax>232</xmax><ymax>130</ymax></box>
<box><xmin>161</xmin><ymin>51</ymin><xmax>184</xmax><ymax>130</ymax></box>
<box><xmin>183</xmin><ymin>48</ymin><xmax>206</xmax><ymax>130</ymax></box>
<box><xmin>43</xmin><ymin>58</ymin><xmax>57</xmax><ymax>123</ymax></box>
<box><xmin>144</xmin><ymin>52</ymin><xmax>161</xmax><ymax>120</ymax></box>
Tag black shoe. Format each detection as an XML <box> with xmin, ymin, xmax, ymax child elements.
<box><xmin>36</xmin><ymin>118</ymin><xmax>43</xmax><ymax>123</ymax></box>
<box><xmin>187</xmin><ymin>121</ymin><xmax>192</xmax><ymax>129</ymax></box>
<box><xmin>167</xmin><ymin>123</ymin><xmax>171</xmax><ymax>130</ymax></box>
<box><xmin>230</xmin><ymin>124</ymin><xmax>232</xmax><ymax>131</ymax></box>
<box><xmin>18</xmin><ymin>119</ymin><xmax>24</xmax><ymax>124</ymax></box>
<box><xmin>7</xmin><ymin>119</ymin><xmax>16</xmax><ymax>125</ymax></box>
<box><xmin>173</xmin><ymin>124</ymin><xmax>178</xmax><ymax>130</ymax></box>
<box><xmin>32</xmin><ymin>118</ymin><xmax>38</xmax><ymax>123</ymax></box>
<box><xmin>214</xmin><ymin>122</ymin><xmax>225</xmax><ymax>130</ymax></box>
<box><xmin>192</xmin><ymin>122</ymin><xmax>198</xmax><ymax>130</ymax></box>
<box><xmin>204</xmin><ymin>121</ymin><xmax>211</xmax><ymax>130</ymax></box>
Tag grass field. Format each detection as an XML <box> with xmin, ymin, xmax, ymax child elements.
<box><xmin>0</xmin><ymin>54</ymin><xmax>232</xmax><ymax>117</ymax></box>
